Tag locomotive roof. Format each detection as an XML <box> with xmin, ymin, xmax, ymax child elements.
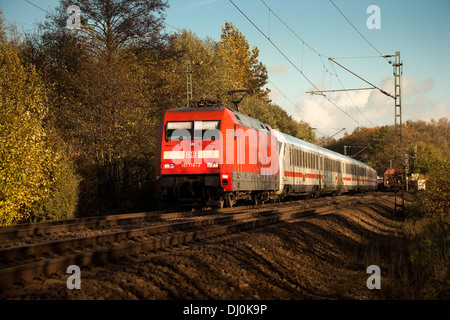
<box><xmin>168</xmin><ymin>106</ymin><xmax>272</xmax><ymax>133</ymax></box>
<box><xmin>168</xmin><ymin>106</ymin><xmax>226</xmax><ymax>112</ymax></box>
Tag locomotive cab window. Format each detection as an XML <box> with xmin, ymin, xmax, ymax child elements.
<box><xmin>165</xmin><ymin>121</ymin><xmax>192</xmax><ymax>141</ymax></box>
<box><xmin>194</xmin><ymin>120</ymin><xmax>220</xmax><ymax>141</ymax></box>
<box><xmin>165</xmin><ymin>121</ymin><xmax>220</xmax><ymax>141</ymax></box>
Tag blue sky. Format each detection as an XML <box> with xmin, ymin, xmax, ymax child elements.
<box><xmin>1</xmin><ymin>0</ymin><xmax>449</xmax><ymax>138</ymax></box>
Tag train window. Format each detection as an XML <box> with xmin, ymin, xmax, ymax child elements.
<box><xmin>305</xmin><ymin>153</ymin><xmax>308</xmax><ymax>168</ymax></box>
<box><xmin>165</xmin><ymin>121</ymin><xmax>221</xmax><ymax>141</ymax></box>
<box><xmin>196</xmin><ymin>120</ymin><xmax>219</xmax><ymax>130</ymax></box>
<box><xmin>165</xmin><ymin>121</ymin><xmax>192</xmax><ymax>141</ymax></box>
<box><xmin>194</xmin><ymin>121</ymin><xmax>220</xmax><ymax>140</ymax></box>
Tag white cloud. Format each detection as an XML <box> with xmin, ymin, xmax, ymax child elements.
<box><xmin>269</xmin><ymin>65</ymin><xmax>289</xmax><ymax>74</ymax></box>
<box><xmin>292</xmin><ymin>76</ymin><xmax>449</xmax><ymax>138</ymax></box>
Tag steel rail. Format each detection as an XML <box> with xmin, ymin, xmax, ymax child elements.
<box><xmin>0</xmin><ymin>197</ymin><xmax>368</xmax><ymax>288</ymax></box>
<box><xmin>0</xmin><ymin>194</ymin><xmax>363</xmax><ymax>241</ymax></box>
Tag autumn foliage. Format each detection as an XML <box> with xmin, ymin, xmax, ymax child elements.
<box><xmin>0</xmin><ymin>43</ymin><xmax>79</xmax><ymax>224</ymax></box>
<box><xmin>1</xmin><ymin>1</ymin><xmax>447</xmax><ymax>226</ymax></box>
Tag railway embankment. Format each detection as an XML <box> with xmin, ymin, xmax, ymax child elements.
<box><xmin>1</xmin><ymin>192</ymin><xmax>448</xmax><ymax>300</ymax></box>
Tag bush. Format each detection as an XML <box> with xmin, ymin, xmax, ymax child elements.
<box><xmin>419</xmin><ymin>155</ymin><xmax>450</xmax><ymax>222</ymax></box>
<box><xmin>0</xmin><ymin>43</ymin><xmax>79</xmax><ymax>225</ymax></box>
<box><xmin>28</xmin><ymin>132</ymin><xmax>80</xmax><ymax>222</ymax></box>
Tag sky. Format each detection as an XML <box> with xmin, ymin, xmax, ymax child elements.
<box><xmin>1</xmin><ymin>0</ymin><xmax>449</xmax><ymax>139</ymax></box>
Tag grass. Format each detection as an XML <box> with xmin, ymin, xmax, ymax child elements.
<box><xmin>365</xmin><ymin>193</ymin><xmax>450</xmax><ymax>299</ymax></box>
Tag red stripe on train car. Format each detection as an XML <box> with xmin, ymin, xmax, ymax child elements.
<box><xmin>284</xmin><ymin>171</ymin><xmax>302</xmax><ymax>178</ymax></box>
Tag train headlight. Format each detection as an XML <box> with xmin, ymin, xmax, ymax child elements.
<box><xmin>164</xmin><ymin>163</ymin><xmax>175</xmax><ymax>169</ymax></box>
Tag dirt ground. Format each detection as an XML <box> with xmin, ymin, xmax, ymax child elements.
<box><xmin>0</xmin><ymin>194</ymin><xmax>403</xmax><ymax>300</ymax></box>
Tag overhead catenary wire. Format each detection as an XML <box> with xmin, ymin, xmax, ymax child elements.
<box><xmin>229</xmin><ymin>0</ymin><xmax>365</xmax><ymax>128</ymax></box>
<box><xmin>329</xmin><ymin>0</ymin><xmax>390</xmax><ymax>63</ymax></box>
<box><xmin>259</xmin><ymin>0</ymin><xmax>376</xmax><ymax>127</ymax></box>
<box><xmin>258</xmin><ymin>0</ymin><xmax>385</xmax><ymax>127</ymax></box>
<box><xmin>330</xmin><ymin>63</ymin><xmax>375</xmax><ymax>126</ymax></box>
<box><xmin>260</xmin><ymin>0</ymin><xmax>325</xmax><ymax>58</ymax></box>
<box><xmin>23</xmin><ymin>0</ymin><xmax>55</xmax><ymax>18</ymax></box>
<box><xmin>267</xmin><ymin>79</ymin><xmax>330</xmax><ymax>131</ymax></box>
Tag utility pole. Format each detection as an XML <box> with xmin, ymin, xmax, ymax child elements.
<box><xmin>186</xmin><ymin>59</ymin><xmax>193</xmax><ymax>107</ymax></box>
<box><xmin>392</xmin><ymin>51</ymin><xmax>405</xmax><ymax>213</ymax></box>
<box><xmin>305</xmin><ymin>52</ymin><xmax>405</xmax><ymax>213</ymax></box>
<box><xmin>394</xmin><ymin>51</ymin><xmax>402</xmax><ymax>144</ymax></box>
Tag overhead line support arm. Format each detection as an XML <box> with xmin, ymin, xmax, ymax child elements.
<box><xmin>328</xmin><ymin>58</ymin><xmax>395</xmax><ymax>99</ymax></box>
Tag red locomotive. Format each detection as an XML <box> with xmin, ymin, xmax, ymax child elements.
<box><xmin>383</xmin><ymin>168</ymin><xmax>403</xmax><ymax>191</ymax></box>
<box><xmin>155</xmin><ymin>102</ymin><xmax>377</xmax><ymax>207</ymax></box>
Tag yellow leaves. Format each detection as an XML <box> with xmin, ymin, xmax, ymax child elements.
<box><xmin>0</xmin><ymin>43</ymin><xmax>59</xmax><ymax>225</ymax></box>
<box><xmin>219</xmin><ymin>22</ymin><xmax>268</xmax><ymax>95</ymax></box>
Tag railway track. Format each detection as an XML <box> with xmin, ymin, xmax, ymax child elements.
<box><xmin>0</xmin><ymin>193</ymin><xmax>386</xmax><ymax>288</ymax></box>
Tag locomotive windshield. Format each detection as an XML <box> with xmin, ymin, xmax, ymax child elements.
<box><xmin>165</xmin><ymin>121</ymin><xmax>220</xmax><ymax>141</ymax></box>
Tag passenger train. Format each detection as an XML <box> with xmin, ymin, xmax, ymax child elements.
<box><xmin>155</xmin><ymin>102</ymin><xmax>377</xmax><ymax>207</ymax></box>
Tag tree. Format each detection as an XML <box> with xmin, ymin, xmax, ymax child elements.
<box><xmin>0</xmin><ymin>41</ymin><xmax>79</xmax><ymax>225</ymax></box>
<box><xmin>24</xmin><ymin>0</ymin><xmax>174</xmax><ymax>216</ymax></box>
<box><xmin>219</xmin><ymin>22</ymin><xmax>269</xmax><ymax>98</ymax></box>
<box><xmin>175</xmin><ymin>30</ymin><xmax>232</xmax><ymax>103</ymax></box>
<box><xmin>43</xmin><ymin>0</ymin><xmax>169</xmax><ymax>59</ymax></box>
